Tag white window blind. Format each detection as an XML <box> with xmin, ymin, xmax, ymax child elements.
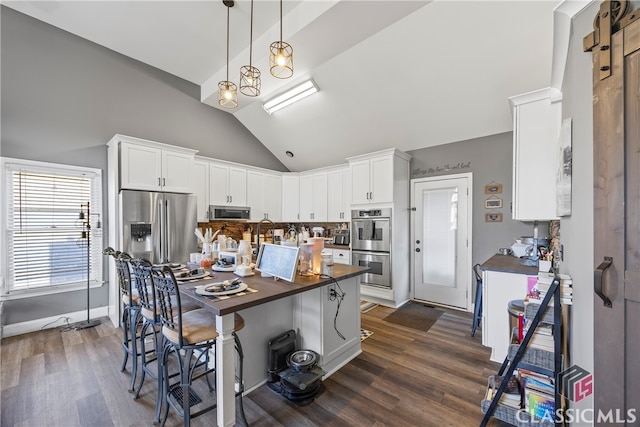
<box><xmin>3</xmin><ymin>159</ymin><xmax>102</xmax><ymax>294</ymax></box>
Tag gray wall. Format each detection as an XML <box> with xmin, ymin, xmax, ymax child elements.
<box><xmin>557</xmin><ymin>2</ymin><xmax>598</xmax><ymax>415</ymax></box>
<box><xmin>407</xmin><ymin>132</ymin><xmax>534</xmax><ymax>270</ymax></box>
<box><xmin>0</xmin><ymin>6</ymin><xmax>287</xmax><ymax>326</ymax></box>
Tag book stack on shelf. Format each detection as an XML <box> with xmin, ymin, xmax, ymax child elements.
<box><xmin>525</xmin><ymin>324</ymin><xmax>554</xmax><ymax>352</ymax></box>
<box><xmin>485</xmin><ymin>375</ymin><xmax>521</xmax><ymax>409</ymax></box>
<box><xmin>528</xmin><ymin>272</ymin><xmax>573</xmax><ymax>305</ymax></box>
<box><xmin>481</xmin><ymin>370</ymin><xmax>556</xmax><ymax>427</ymax></box>
<box><xmin>519</xmin><ymin>369</ymin><xmax>555</xmax><ymax>419</ymax></box>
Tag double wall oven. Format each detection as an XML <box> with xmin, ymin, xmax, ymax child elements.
<box><xmin>351</xmin><ymin>208</ymin><xmax>391</xmax><ymax>290</ymax></box>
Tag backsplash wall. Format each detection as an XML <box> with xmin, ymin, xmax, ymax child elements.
<box><xmin>196</xmin><ymin>221</ymin><xmax>347</xmax><ymax>248</ymax></box>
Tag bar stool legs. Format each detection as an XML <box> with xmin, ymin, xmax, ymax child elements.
<box><xmin>471</xmin><ymin>263</ymin><xmax>483</xmax><ymax>337</ymax></box>
<box><xmin>234</xmin><ymin>332</ymin><xmax>249</xmax><ymax>427</ymax></box>
<box><xmin>127</xmin><ymin>309</ymin><xmax>142</xmax><ymax>392</ymax></box>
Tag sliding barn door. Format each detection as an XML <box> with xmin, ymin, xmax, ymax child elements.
<box><xmin>585</xmin><ymin>2</ymin><xmax>640</xmax><ymax>422</ymax></box>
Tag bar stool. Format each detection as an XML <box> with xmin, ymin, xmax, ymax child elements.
<box><xmin>130</xmin><ymin>258</ymin><xmax>204</xmax><ymax>423</ymax></box>
<box><xmin>471</xmin><ymin>263</ymin><xmax>483</xmax><ymax>337</ymax></box>
<box><xmin>149</xmin><ymin>265</ymin><xmax>248</xmax><ymax>427</ymax></box>
<box><xmin>126</xmin><ymin>258</ymin><xmax>164</xmax><ymax>423</ymax></box>
<box><xmin>103</xmin><ymin>247</ymin><xmax>140</xmax><ymax>392</ymax></box>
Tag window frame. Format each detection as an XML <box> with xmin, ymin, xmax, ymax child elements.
<box><xmin>1</xmin><ymin>157</ymin><xmax>104</xmax><ymax>299</ymax></box>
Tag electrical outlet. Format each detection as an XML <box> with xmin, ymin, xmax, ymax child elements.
<box><xmin>328</xmin><ymin>284</ymin><xmax>337</xmax><ymax>301</ymax></box>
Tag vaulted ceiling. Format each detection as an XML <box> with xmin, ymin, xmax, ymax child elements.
<box><xmin>3</xmin><ymin>0</ymin><xmax>561</xmax><ymax>171</ymax></box>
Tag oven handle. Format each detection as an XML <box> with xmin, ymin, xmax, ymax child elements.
<box><xmin>352</xmin><ymin>250</ymin><xmax>390</xmax><ymax>256</ymax></box>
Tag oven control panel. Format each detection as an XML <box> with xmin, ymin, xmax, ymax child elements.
<box><xmin>352</xmin><ymin>208</ymin><xmax>391</xmax><ymax>218</ymax></box>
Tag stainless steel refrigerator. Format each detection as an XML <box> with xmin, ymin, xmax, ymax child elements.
<box><xmin>119</xmin><ymin>190</ymin><xmax>197</xmax><ymax>264</ymax></box>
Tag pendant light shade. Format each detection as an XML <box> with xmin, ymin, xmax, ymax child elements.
<box><xmin>218</xmin><ymin>0</ymin><xmax>238</xmax><ymax>108</ymax></box>
<box><xmin>269</xmin><ymin>0</ymin><xmax>293</xmax><ymax>79</ymax></box>
<box><xmin>240</xmin><ymin>0</ymin><xmax>261</xmax><ymax>96</ymax></box>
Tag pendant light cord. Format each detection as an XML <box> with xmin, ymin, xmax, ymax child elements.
<box><xmin>279</xmin><ymin>0</ymin><xmax>283</xmax><ymax>42</ymax></box>
<box><xmin>226</xmin><ymin>4</ymin><xmax>230</xmax><ymax>82</ymax></box>
<box><xmin>249</xmin><ymin>0</ymin><xmax>254</xmax><ymax>67</ymax></box>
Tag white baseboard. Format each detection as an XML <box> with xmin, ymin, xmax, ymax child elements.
<box><xmin>1</xmin><ymin>306</ymin><xmax>110</xmax><ymax>338</ymax></box>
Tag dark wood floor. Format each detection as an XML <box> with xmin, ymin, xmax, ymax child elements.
<box><xmin>1</xmin><ymin>304</ymin><xmax>508</xmax><ymax>426</ymax></box>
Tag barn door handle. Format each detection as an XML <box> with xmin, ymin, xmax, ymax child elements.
<box><xmin>594</xmin><ymin>256</ymin><xmax>613</xmax><ymax>308</ymax></box>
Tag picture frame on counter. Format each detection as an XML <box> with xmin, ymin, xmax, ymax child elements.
<box><xmin>484</xmin><ymin>183</ymin><xmax>503</xmax><ymax>194</ymax></box>
<box><xmin>485</xmin><ymin>212</ymin><xmax>503</xmax><ymax>222</ymax></box>
<box><xmin>484</xmin><ymin>198</ymin><xmax>503</xmax><ymax>209</ymax></box>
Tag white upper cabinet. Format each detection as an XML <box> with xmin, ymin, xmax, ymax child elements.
<box><xmin>347</xmin><ymin>149</ymin><xmax>410</xmax><ymax>206</ymax></box>
<box><xmin>299</xmin><ymin>171</ymin><xmax>328</xmax><ymax>222</ymax></box>
<box><xmin>209</xmin><ymin>161</ymin><xmax>247</xmax><ymax>207</ymax></box>
<box><xmin>192</xmin><ymin>158</ymin><xmax>210</xmax><ymax>222</ymax></box>
<box><xmin>282</xmin><ymin>174</ymin><xmax>300</xmax><ymax>222</ymax></box>
<box><xmin>509</xmin><ymin>88</ymin><xmax>561</xmax><ymax>221</ymax></box>
<box><xmin>115</xmin><ymin>136</ymin><xmax>196</xmax><ymax>193</ymax></box>
<box><xmin>247</xmin><ymin>170</ymin><xmax>282</xmax><ymax>222</ymax></box>
<box><xmin>327</xmin><ymin>166</ymin><xmax>351</xmax><ymax>221</ymax></box>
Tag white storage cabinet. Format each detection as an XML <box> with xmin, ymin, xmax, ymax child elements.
<box><xmin>114</xmin><ymin>135</ymin><xmax>197</xmax><ymax>193</ymax></box>
<box><xmin>192</xmin><ymin>158</ymin><xmax>210</xmax><ymax>222</ymax></box>
<box><xmin>247</xmin><ymin>170</ymin><xmax>282</xmax><ymax>222</ymax></box>
<box><xmin>281</xmin><ymin>174</ymin><xmax>300</xmax><ymax>222</ymax></box>
<box><xmin>327</xmin><ymin>166</ymin><xmax>351</xmax><ymax>221</ymax></box>
<box><xmin>299</xmin><ymin>171</ymin><xmax>328</xmax><ymax>222</ymax></box>
<box><xmin>509</xmin><ymin>88</ymin><xmax>561</xmax><ymax>221</ymax></box>
<box><xmin>347</xmin><ymin>149</ymin><xmax>410</xmax><ymax>206</ymax></box>
<box><xmin>481</xmin><ymin>270</ymin><xmax>535</xmax><ymax>363</ymax></box>
<box><xmin>209</xmin><ymin>161</ymin><xmax>247</xmax><ymax>207</ymax></box>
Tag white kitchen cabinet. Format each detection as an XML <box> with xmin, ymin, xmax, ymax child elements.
<box><xmin>333</xmin><ymin>249</ymin><xmax>350</xmax><ymax>265</ymax></box>
<box><xmin>209</xmin><ymin>161</ymin><xmax>247</xmax><ymax>207</ymax></box>
<box><xmin>293</xmin><ymin>276</ymin><xmax>361</xmax><ymax>374</ymax></box>
<box><xmin>247</xmin><ymin>170</ymin><xmax>282</xmax><ymax>222</ymax></box>
<box><xmin>192</xmin><ymin>158</ymin><xmax>210</xmax><ymax>222</ymax></box>
<box><xmin>347</xmin><ymin>149</ymin><xmax>410</xmax><ymax>206</ymax></box>
<box><xmin>281</xmin><ymin>174</ymin><xmax>300</xmax><ymax>222</ymax></box>
<box><xmin>327</xmin><ymin>166</ymin><xmax>351</xmax><ymax>221</ymax></box>
<box><xmin>299</xmin><ymin>171</ymin><xmax>328</xmax><ymax>222</ymax></box>
<box><xmin>117</xmin><ymin>137</ymin><xmax>196</xmax><ymax>193</ymax></box>
<box><xmin>481</xmin><ymin>269</ymin><xmax>535</xmax><ymax>363</ymax></box>
<box><xmin>509</xmin><ymin>88</ymin><xmax>561</xmax><ymax>221</ymax></box>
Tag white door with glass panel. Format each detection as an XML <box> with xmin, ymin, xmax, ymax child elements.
<box><xmin>412</xmin><ymin>174</ymin><xmax>471</xmax><ymax>310</ymax></box>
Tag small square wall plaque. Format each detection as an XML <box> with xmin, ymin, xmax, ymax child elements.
<box><xmin>485</xmin><ymin>212</ymin><xmax>503</xmax><ymax>222</ymax></box>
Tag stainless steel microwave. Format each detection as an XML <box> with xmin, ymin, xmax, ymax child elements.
<box><xmin>208</xmin><ymin>205</ymin><xmax>250</xmax><ymax>220</ymax></box>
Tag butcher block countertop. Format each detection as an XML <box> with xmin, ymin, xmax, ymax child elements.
<box><xmin>179</xmin><ymin>264</ymin><xmax>367</xmax><ymax>316</ymax></box>
<box><xmin>480</xmin><ymin>254</ymin><xmax>539</xmax><ymax>275</ymax></box>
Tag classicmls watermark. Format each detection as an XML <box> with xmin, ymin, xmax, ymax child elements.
<box><xmin>515</xmin><ymin>365</ymin><xmax>637</xmax><ymax>424</ymax></box>
<box><xmin>558</xmin><ymin>364</ymin><xmax>593</xmax><ymax>403</ymax></box>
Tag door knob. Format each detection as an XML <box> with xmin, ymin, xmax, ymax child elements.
<box><xmin>415</xmin><ymin>248</ymin><xmax>421</xmax><ymax>252</ymax></box>
<box><xmin>416</xmin><ymin>240</ymin><xmax>421</xmax><ymax>244</ymax></box>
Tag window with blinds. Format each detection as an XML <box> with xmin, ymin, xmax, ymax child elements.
<box><xmin>2</xmin><ymin>158</ymin><xmax>102</xmax><ymax>294</ymax></box>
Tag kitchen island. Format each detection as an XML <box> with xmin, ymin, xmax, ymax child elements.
<box><xmin>479</xmin><ymin>254</ymin><xmax>538</xmax><ymax>362</ymax></box>
<box><xmin>179</xmin><ymin>264</ymin><xmax>368</xmax><ymax>426</ymax></box>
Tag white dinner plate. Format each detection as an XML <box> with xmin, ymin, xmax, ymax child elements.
<box><xmin>195</xmin><ymin>282</ymin><xmax>248</xmax><ymax>296</ymax></box>
<box><xmin>175</xmin><ymin>271</ymin><xmax>211</xmax><ymax>281</ymax></box>
<box><xmin>212</xmin><ymin>265</ymin><xmax>235</xmax><ymax>272</ymax></box>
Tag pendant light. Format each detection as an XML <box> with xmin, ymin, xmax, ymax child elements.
<box><xmin>240</xmin><ymin>0</ymin><xmax>261</xmax><ymax>96</ymax></box>
<box><xmin>218</xmin><ymin>0</ymin><xmax>238</xmax><ymax>108</ymax></box>
<box><xmin>269</xmin><ymin>0</ymin><xmax>293</xmax><ymax>79</ymax></box>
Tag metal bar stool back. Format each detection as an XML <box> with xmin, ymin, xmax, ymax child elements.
<box><xmin>129</xmin><ymin>257</ymin><xmax>166</xmax><ymax>423</ymax></box>
<box><xmin>103</xmin><ymin>247</ymin><xmax>140</xmax><ymax>392</ymax></box>
<box><xmin>150</xmin><ymin>265</ymin><xmax>219</xmax><ymax>427</ymax></box>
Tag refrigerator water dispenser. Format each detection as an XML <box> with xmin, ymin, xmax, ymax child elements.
<box><xmin>129</xmin><ymin>223</ymin><xmax>152</xmax><ymax>257</ymax></box>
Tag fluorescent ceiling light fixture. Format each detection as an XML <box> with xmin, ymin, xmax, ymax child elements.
<box><xmin>263</xmin><ymin>80</ymin><xmax>319</xmax><ymax>115</ymax></box>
